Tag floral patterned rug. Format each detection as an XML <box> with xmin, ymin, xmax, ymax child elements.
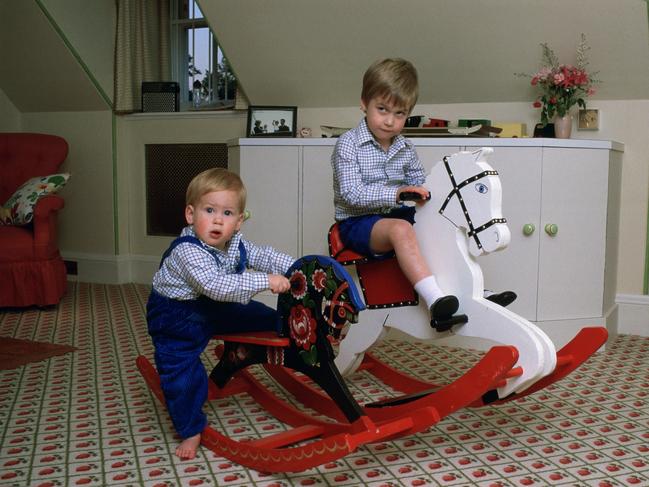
<box><xmin>1</xmin><ymin>282</ymin><xmax>648</xmax><ymax>487</ymax></box>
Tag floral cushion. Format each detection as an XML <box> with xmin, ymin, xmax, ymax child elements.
<box><xmin>1</xmin><ymin>173</ymin><xmax>70</xmax><ymax>225</ymax></box>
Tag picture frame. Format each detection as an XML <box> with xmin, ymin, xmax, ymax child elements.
<box><xmin>246</xmin><ymin>106</ymin><xmax>297</xmax><ymax>137</ymax></box>
<box><xmin>578</xmin><ymin>108</ymin><xmax>600</xmax><ymax>131</ymax></box>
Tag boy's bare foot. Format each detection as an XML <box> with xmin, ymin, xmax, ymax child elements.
<box><xmin>175</xmin><ymin>433</ymin><xmax>201</xmax><ymax>459</ymax></box>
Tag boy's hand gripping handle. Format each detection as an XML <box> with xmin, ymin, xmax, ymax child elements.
<box><xmin>399</xmin><ymin>191</ymin><xmax>431</xmax><ymax>202</ymax></box>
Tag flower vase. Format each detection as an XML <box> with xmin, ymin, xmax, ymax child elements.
<box><xmin>554</xmin><ymin>115</ymin><xmax>573</xmax><ymax>139</ymax></box>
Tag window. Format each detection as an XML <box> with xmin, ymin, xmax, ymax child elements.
<box><xmin>171</xmin><ymin>0</ymin><xmax>237</xmax><ymax>110</ymax></box>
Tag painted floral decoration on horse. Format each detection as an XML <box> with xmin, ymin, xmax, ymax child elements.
<box><xmin>278</xmin><ymin>255</ymin><xmax>365</xmax><ymax>366</ymax></box>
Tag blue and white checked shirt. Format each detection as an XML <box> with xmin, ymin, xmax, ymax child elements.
<box><xmin>152</xmin><ymin>226</ymin><xmax>295</xmax><ymax>304</ymax></box>
<box><xmin>332</xmin><ymin>118</ymin><xmax>426</xmax><ymax>220</ymax></box>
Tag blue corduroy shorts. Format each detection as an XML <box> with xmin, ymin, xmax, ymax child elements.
<box><xmin>338</xmin><ymin>205</ymin><xmax>416</xmax><ymax>259</ymax></box>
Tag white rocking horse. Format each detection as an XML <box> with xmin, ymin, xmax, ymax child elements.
<box><xmin>333</xmin><ymin>148</ymin><xmax>557</xmax><ymax>399</ymax></box>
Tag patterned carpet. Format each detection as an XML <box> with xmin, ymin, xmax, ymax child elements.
<box><xmin>1</xmin><ymin>282</ymin><xmax>648</xmax><ymax>487</ymax></box>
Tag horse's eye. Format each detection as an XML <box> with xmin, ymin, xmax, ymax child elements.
<box><xmin>475</xmin><ymin>183</ymin><xmax>488</xmax><ymax>194</ymax></box>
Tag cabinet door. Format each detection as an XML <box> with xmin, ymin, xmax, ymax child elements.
<box><xmin>231</xmin><ymin>146</ymin><xmax>299</xmax><ymax>257</ymax></box>
<box><xmin>302</xmin><ymin>146</ymin><xmax>336</xmax><ymax>256</ymax></box>
<box><xmin>416</xmin><ymin>146</ymin><xmax>462</xmax><ymax>174</ymax></box>
<box><xmin>537</xmin><ymin>148</ymin><xmax>608</xmax><ymax>321</ymax></box>
<box><xmin>477</xmin><ymin>147</ymin><xmax>543</xmax><ymax>321</ymax></box>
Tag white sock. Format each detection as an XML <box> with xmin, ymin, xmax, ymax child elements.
<box><xmin>414</xmin><ymin>275</ymin><xmax>444</xmax><ymax>308</ymax></box>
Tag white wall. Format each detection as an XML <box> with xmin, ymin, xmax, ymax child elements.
<box><xmin>35</xmin><ymin>0</ymin><xmax>115</xmax><ymax>103</ymax></box>
<box><xmin>0</xmin><ymin>1</ymin><xmax>108</xmax><ymax>113</ymax></box>
<box><xmin>21</xmin><ymin>111</ymin><xmax>115</xmax><ymax>256</ymax></box>
<box><xmin>204</xmin><ymin>0</ymin><xmax>649</xmax><ymax>107</ymax></box>
<box><xmin>0</xmin><ymin>88</ymin><xmax>21</xmax><ymax>132</ymax></box>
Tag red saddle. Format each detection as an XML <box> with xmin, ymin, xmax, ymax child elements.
<box><xmin>328</xmin><ymin>223</ymin><xmax>418</xmax><ymax>309</ymax></box>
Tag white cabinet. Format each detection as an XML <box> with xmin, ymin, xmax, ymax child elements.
<box><xmin>229</xmin><ymin>138</ymin><xmax>623</xmax><ymax>344</ymax></box>
<box><xmin>537</xmin><ymin>148</ymin><xmax>611</xmax><ymax>321</ymax></box>
<box><xmin>302</xmin><ymin>146</ymin><xmax>336</xmax><ymax>256</ymax></box>
<box><xmin>474</xmin><ymin>146</ymin><xmax>621</xmax><ymax>324</ymax></box>
<box><xmin>229</xmin><ymin>145</ymin><xmax>300</xmax><ymax>257</ymax></box>
<box><xmin>471</xmin><ymin>147</ymin><xmax>543</xmax><ymax>321</ymax></box>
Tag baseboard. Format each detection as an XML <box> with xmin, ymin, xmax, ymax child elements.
<box><xmin>61</xmin><ymin>252</ymin><xmax>158</xmax><ymax>285</ymax></box>
<box><xmin>616</xmin><ymin>293</ymin><xmax>649</xmax><ymax>337</ymax></box>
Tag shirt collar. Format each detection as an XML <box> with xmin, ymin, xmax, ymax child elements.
<box><xmin>183</xmin><ymin>226</ymin><xmax>242</xmax><ymax>260</ymax></box>
<box><xmin>356</xmin><ymin>117</ymin><xmax>411</xmax><ymax>152</ymax></box>
<box><xmin>356</xmin><ymin>118</ymin><xmax>376</xmax><ymax>146</ymax></box>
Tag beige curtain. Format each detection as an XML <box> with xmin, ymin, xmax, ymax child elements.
<box><xmin>114</xmin><ymin>0</ymin><xmax>170</xmax><ymax>113</ymax></box>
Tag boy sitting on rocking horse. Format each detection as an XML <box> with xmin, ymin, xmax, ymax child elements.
<box><xmin>146</xmin><ymin>168</ymin><xmax>295</xmax><ymax>459</ymax></box>
<box><xmin>331</xmin><ymin>58</ymin><xmax>515</xmax><ymax>331</ymax></box>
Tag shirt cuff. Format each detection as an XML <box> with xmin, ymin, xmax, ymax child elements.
<box><xmin>386</xmin><ymin>186</ymin><xmax>400</xmax><ymax>205</ymax></box>
<box><xmin>252</xmin><ymin>272</ymin><xmax>270</xmax><ymax>293</ymax></box>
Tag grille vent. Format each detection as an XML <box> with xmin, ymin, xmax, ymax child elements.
<box><xmin>145</xmin><ymin>143</ymin><xmax>228</xmax><ymax>236</ymax></box>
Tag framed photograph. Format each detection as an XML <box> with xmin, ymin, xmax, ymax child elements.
<box><xmin>578</xmin><ymin>109</ymin><xmax>600</xmax><ymax>131</ymax></box>
<box><xmin>247</xmin><ymin>106</ymin><xmax>297</xmax><ymax>137</ymax></box>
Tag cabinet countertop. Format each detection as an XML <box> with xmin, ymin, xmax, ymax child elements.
<box><xmin>229</xmin><ymin>137</ymin><xmax>624</xmax><ymax>152</ymax></box>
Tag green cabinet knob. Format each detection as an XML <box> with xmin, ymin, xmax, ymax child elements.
<box><xmin>545</xmin><ymin>223</ymin><xmax>558</xmax><ymax>236</ymax></box>
<box><xmin>522</xmin><ymin>223</ymin><xmax>535</xmax><ymax>236</ymax></box>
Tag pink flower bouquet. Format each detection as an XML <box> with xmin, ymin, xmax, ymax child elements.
<box><xmin>519</xmin><ymin>34</ymin><xmax>598</xmax><ymax>126</ymax></box>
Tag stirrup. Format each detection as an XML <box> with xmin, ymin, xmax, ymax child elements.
<box><xmin>485</xmin><ymin>290</ymin><xmax>517</xmax><ymax>307</ymax></box>
<box><xmin>430</xmin><ymin>295</ymin><xmax>459</xmax><ymax>320</ymax></box>
<box><xmin>431</xmin><ymin>313</ymin><xmax>468</xmax><ymax>332</ymax></box>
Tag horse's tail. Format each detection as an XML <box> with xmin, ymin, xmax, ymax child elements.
<box><xmin>278</xmin><ymin>255</ymin><xmax>365</xmax><ymax>342</ymax></box>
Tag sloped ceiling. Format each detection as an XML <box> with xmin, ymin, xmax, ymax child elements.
<box><xmin>0</xmin><ymin>0</ymin><xmax>107</xmax><ymax>112</ymax></box>
<box><xmin>1</xmin><ymin>0</ymin><xmax>646</xmax><ymax>112</ymax></box>
<box><xmin>202</xmin><ymin>0</ymin><xmax>649</xmax><ymax>107</ymax></box>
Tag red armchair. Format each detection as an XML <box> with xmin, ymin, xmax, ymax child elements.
<box><xmin>0</xmin><ymin>133</ymin><xmax>68</xmax><ymax>307</ymax></box>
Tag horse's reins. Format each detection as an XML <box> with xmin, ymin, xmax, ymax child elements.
<box><xmin>438</xmin><ymin>156</ymin><xmax>506</xmax><ymax>251</ymax></box>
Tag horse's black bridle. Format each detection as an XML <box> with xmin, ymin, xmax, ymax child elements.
<box><xmin>438</xmin><ymin>156</ymin><xmax>506</xmax><ymax>251</ymax></box>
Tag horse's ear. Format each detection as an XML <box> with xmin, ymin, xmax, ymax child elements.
<box><xmin>472</xmin><ymin>147</ymin><xmax>494</xmax><ymax>161</ymax></box>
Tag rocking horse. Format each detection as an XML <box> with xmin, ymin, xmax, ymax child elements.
<box><xmin>326</xmin><ymin>148</ymin><xmax>607</xmax><ymax>399</ymax></box>
<box><xmin>136</xmin><ymin>148</ymin><xmax>607</xmax><ymax>472</ymax></box>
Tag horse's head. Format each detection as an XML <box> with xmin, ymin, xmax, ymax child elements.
<box><xmin>430</xmin><ymin>148</ymin><xmax>510</xmax><ymax>256</ymax></box>
<box><xmin>278</xmin><ymin>256</ymin><xmax>365</xmax><ymax>353</ymax></box>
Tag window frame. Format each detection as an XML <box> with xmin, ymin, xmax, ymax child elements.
<box><xmin>169</xmin><ymin>0</ymin><xmax>236</xmax><ymax>111</ymax></box>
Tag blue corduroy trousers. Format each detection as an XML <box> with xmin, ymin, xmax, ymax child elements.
<box><xmin>146</xmin><ymin>290</ymin><xmax>280</xmax><ymax>438</ymax></box>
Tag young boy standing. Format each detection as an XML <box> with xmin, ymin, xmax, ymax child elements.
<box><xmin>147</xmin><ymin>168</ymin><xmax>294</xmax><ymax>460</ymax></box>
<box><xmin>332</xmin><ymin>58</ymin><xmax>514</xmax><ymax>330</ymax></box>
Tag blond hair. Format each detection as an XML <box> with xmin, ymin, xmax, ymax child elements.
<box><xmin>361</xmin><ymin>58</ymin><xmax>418</xmax><ymax>112</ymax></box>
<box><xmin>186</xmin><ymin>168</ymin><xmax>246</xmax><ymax>212</ymax></box>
